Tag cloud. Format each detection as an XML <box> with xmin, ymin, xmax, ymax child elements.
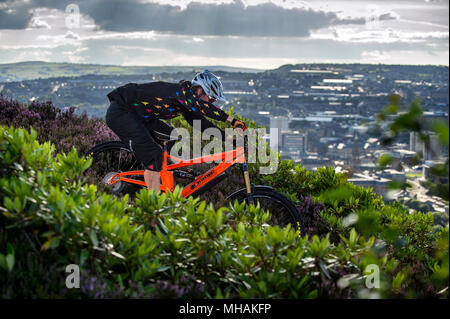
<box><xmin>64</xmin><ymin>31</ymin><xmax>80</xmax><ymax>40</ymax></box>
<box><xmin>379</xmin><ymin>11</ymin><xmax>400</xmax><ymax>21</ymax></box>
<box><xmin>85</xmin><ymin>0</ymin><xmax>367</xmax><ymax>36</ymax></box>
<box><xmin>311</xmin><ymin>27</ymin><xmax>449</xmax><ymax>44</ymax></box>
<box><xmin>361</xmin><ymin>50</ymin><xmax>390</xmax><ymax>61</ymax></box>
<box><xmin>0</xmin><ymin>0</ymin><xmax>364</xmax><ymax>37</ymax></box>
<box><xmin>1</xmin><ymin>32</ymin><xmax>448</xmax><ymax>67</ymax></box>
<box><xmin>28</xmin><ymin>17</ymin><xmax>51</xmax><ymax>29</ymax></box>
<box><xmin>36</xmin><ymin>31</ymin><xmax>82</xmax><ymax>45</ymax></box>
<box><xmin>0</xmin><ymin>2</ymin><xmax>32</xmax><ymax>29</ymax></box>
<box><xmin>62</xmin><ymin>46</ymin><xmax>88</xmax><ymax>63</ymax></box>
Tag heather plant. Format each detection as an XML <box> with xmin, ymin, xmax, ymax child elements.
<box><xmin>0</xmin><ymin>96</ymin><xmax>117</xmax><ymax>157</ymax></box>
<box><xmin>295</xmin><ymin>195</ymin><xmax>326</xmax><ymax>236</ymax></box>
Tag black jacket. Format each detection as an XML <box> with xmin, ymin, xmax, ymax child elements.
<box><xmin>107</xmin><ymin>80</ymin><xmax>229</xmax><ymax>129</ymax></box>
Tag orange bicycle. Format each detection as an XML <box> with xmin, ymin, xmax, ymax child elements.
<box><xmin>84</xmin><ymin>131</ymin><xmax>304</xmax><ymax>233</ymax></box>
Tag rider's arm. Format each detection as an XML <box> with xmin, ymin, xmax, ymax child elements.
<box><xmin>177</xmin><ymin>81</ymin><xmax>244</xmax><ymax>130</ymax></box>
<box><xmin>186</xmin><ymin>90</ymin><xmax>245</xmax><ymax>129</ymax></box>
<box><xmin>194</xmin><ymin>99</ymin><xmax>229</xmax><ymax>122</ymax></box>
<box><xmin>179</xmin><ymin>84</ymin><xmax>229</xmax><ymax>122</ymax></box>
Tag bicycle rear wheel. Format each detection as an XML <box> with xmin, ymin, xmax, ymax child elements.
<box><xmin>227</xmin><ymin>186</ymin><xmax>304</xmax><ymax>235</ymax></box>
<box><xmin>83</xmin><ymin>141</ymin><xmax>199</xmax><ymax>196</ymax></box>
<box><xmin>83</xmin><ymin>141</ymin><xmax>144</xmax><ymax>196</ymax></box>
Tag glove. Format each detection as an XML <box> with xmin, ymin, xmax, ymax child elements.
<box><xmin>231</xmin><ymin>119</ymin><xmax>247</xmax><ymax>131</ymax></box>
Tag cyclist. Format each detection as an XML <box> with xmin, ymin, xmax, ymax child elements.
<box><xmin>105</xmin><ymin>70</ymin><xmax>246</xmax><ymax>192</ymax></box>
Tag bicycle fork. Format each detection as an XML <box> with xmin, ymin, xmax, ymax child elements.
<box><xmin>240</xmin><ymin>163</ymin><xmax>254</xmax><ymax>205</ymax></box>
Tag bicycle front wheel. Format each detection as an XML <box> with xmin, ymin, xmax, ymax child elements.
<box><xmin>227</xmin><ymin>186</ymin><xmax>304</xmax><ymax>235</ymax></box>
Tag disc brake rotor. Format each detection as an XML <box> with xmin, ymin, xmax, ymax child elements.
<box><xmin>101</xmin><ymin>172</ymin><xmax>124</xmax><ymax>193</ymax></box>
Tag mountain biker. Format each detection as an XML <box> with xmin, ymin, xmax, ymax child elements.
<box><xmin>105</xmin><ymin>70</ymin><xmax>246</xmax><ymax>192</ymax></box>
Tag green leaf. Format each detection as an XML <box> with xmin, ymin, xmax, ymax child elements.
<box><xmin>4</xmin><ymin>197</ymin><xmax>14</xmax><ymax>211</ymax></box>
<box><xmin>90</xmin><ymin>229</ymin><xmax>99</xmax><ymax>247</ymax></box>
<box><xmin>41</xmin><ymin>237</ymin><xmax>59</xmax><ymax>251</ymax></box>
<box><xmin>392</xmin><ymin>271</ymin><xmax>406</xmax><ymax>291</ymax></box>
<box><xmin>158</xmin><ymin>218</ymin><xmax>169</xmax><ymax>234</ymax></box>
<box><xmin>385</xmin><ymin>104</ymin><xmax>399</xmax><ymax>114</ymax></box>
<box><xmin>349</xmin><ymin>228</ymin><xmax>358</xmax><ymax>247</ymax></box>
<box><xmin>215</xmin><ymin>287</ymin><xmax>225</xmax><ymax>299</ymax></box>
<box><xmin>110</xmin><ymin>251</ymin><xmax>126</xmax><ymax>260</ymax></box>
<box><xmin>80</xmin><ymin>250</ymin><xmax>89</xmax><ymax>265</ymax></box>
<box><xmin>379</xmin><ymin>154</ymin><xmax>393</xmax><ymax>167</ymax></box>
<box><xmin>50</xmin><ymin>237</ymin><xmax>60</xmax><ymax>249</ymax></box>
<box><xmin>6</xmin><ymin>254</ymin><xmax>14</xmax><ymax>272</ymax></box>
<box><xmin>432</xmin><ymin>121</ymin><xmax>449</xmax><ymax>146</ymax></box>
<box><xmin>319</xmin><ymin>261</ymin><xmax>331</xmax><ymax>280</ymax></box>
<box><xmin>157</xmin><ymin>265</ymin><xmax>171</xmax><ymax>272</ymax></box>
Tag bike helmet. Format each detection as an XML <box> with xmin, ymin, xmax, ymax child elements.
<box><xmin>191</xmin><ymin>70</ymin><xmax>226</xmax><ymax>104</ymax></box>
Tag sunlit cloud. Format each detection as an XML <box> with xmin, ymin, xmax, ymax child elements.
<box><xmin>0</xmin><ymin>0</ymin><xmax>448</xmax><ymax>67</ymax></box>
<box><xmin>28</xmin><ymin>17</ymin><xmax>52</xmax><ymax>30</ymax></box>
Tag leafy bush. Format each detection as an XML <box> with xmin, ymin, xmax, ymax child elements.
<box><xmin>1</xmin><ymin>96</ymin><xmax>448</xmax><ymax>299</ymax></box>
<box><xmin>4</xmin><ymin>124</ymin><xmax>446</xmax><ymax>298</ymax></box>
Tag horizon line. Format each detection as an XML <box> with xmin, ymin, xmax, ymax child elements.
<box><xmin>1</xmin><ymin>60</ymin><xmax>448</xmax><ymax>70</ymax></box>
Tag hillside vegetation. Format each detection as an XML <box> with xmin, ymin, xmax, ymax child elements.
<box><xmin>0</xmin><ymin>97</ymin><xmax>448</xmax><ymax>298</ymax></box>
<box><xmin>0</xmin><ymin>61</ymin><xmax>260</xmax><ymax>82</ymax></box>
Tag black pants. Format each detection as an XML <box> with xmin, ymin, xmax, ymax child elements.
<box><xmin>105</xmin><ymin>101</ymin><xmax>176</xmax><ymax>171</ymax></box>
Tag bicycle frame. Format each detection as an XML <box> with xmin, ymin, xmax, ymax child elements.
<box><xmin>106</xmin><ymin>139</ymin><xmax>253</xmax><ymax>199</ymax></box>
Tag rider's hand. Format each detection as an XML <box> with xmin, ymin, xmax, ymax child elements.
<box><xmin>233</xmin><ymin>120</ymin><xmax>247</xmax><ymax>131</ymax></box>
<box><xmin>231</xmin><ymin>119</ymin><xmax>247</xmax><ymax>137</ymax></box>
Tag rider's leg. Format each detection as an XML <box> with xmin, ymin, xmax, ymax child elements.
<box><xmin>145</xmin><ymin>119</ymin><xmax>178</xmax><ymax>153</ymax></box>
<box><xmin>105</xmin><ymin>104</ymin><xmax>164</xmax><ymax>191</ymax></box>
<box><xmin>144</xmin><ymin>169</ymin><xmax>160</xmax><ymax>192</ymax></box>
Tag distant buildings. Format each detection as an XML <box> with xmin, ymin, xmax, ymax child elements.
<box><xmin>424</xmin><ymin>133</ymin><xmax>442</xmax><ymax>160</ymax></box>
<box><xmin>347</xmin><ymin>172</ymin><xmax>391</xmax><ymax>198</ymax></box>
<box><xmin>410</xmin><ymin>131</ymin><xmax>442</xmax><ymax>160</ymax></box>
<box><xmin>282</xmin><ymin>132</ymin><xmax>307</xmax><ymax>158</ymax></box>
<box><xmin>270</xmin><ymin>116</ymin><xmax>289</xmax><ymax>132</ymax></box>
<box><xmin>409</xmin><ymin>131</ymin><xmax>423</xmax><ymax>153</ymax></box>
<box><xmin>269</xmin><ymin>116</ymin><xmax>289</xmax><ymax>150</ymax></box>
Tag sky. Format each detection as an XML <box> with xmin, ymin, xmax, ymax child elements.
<box><xmin>0</xmin><ymin>0</ymin><xmax>448</xmax><ymax>69</ymax></box>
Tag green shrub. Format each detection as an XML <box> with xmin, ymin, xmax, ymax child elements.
<box><xmin>0</xmin><ymin>108</ymin><xmax>448</xmax><ymax>298</ymax></box>
<box><xmin>0</xmin><ymin>124</ymin><xmax>401</xmax><ymax>298</ymax></box>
